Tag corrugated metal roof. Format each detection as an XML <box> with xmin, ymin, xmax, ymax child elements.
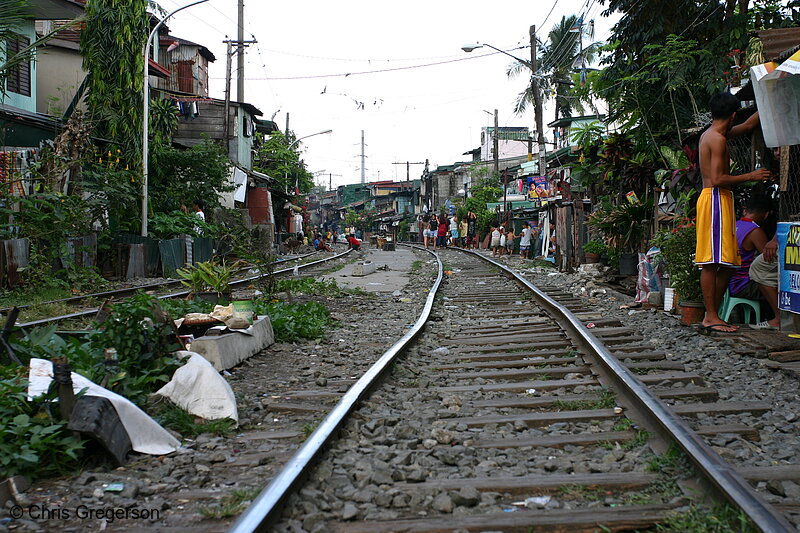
<box><xmin>758</xmin><ymin>27</ymin><xmax>800</xmax><ymax>62</ymax></box>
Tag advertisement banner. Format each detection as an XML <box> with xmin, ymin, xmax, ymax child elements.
<box><xmin>777</xmin><ymin>222</ymin><xmax>800</xmax><ymax>313</ymax></box>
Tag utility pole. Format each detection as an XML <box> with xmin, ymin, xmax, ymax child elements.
<box><xmin>237</xmin><ymin>0</ymin><xmax>245</xmax><ymax>102</ymax></box>
<box><xmin>530</xmin><ymin>25</ymin><xmax>547</xmax><ymax>177</ymax></box>
<box><xmin>223</xmin><ymin>37</ymin><xmax>256</xmax><ymax>146</ymax></box>
<box><xmin>493</xmin><ymin>108</ymin><xmax>499</xmax><ymax>174</ymax></box>
<box><xmin>223</xmin><ymin>40</ymin><xmax>232</xmax><ymax>146</ymax></box>
<box><xmin>360</xmin><ymin>130</ymin><xmax>366</xmax><ymax>184</ymax></box>
<box><xmin>392</xmin><ymin>161</ymin><xmax>426</xmax><ymax>181</ymax></box>
<box><xmin>285</xmin><ymin>112</ymin><xmax>290</xmax><ymax>136</ymax></box>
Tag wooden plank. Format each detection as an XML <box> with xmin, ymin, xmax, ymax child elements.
<box><xmin>738</xmin><ymin>465</ymin><xmax>800</xmax><ymax>481</ymax></box>
<box><xmin>450</xmin><ymin>365</ymin><xmax>591</xmax><ymax>381</ymax></box>
<box><xmin>330</xmin><ymin>505</ymin><xmax>673</xmax><ymax>533</ymax></box>
<box><xmin>448</xmin><ymin>327</ymin><xmax>561</xmax><ymax>341</ymax></box>
<box><xmin>434</xmin><ymin>377</ymin><xmax>598</xmax><ymax>394</ymax></box>
<box><xmin>769</xmin><ymin>350</ymin><xmax>800</xmax><ymax>363</ymax></box>
<box><xmin>626</xmin><ymin>361</ymin><xmax>686</xmax><ymax>371</ymax></box>
<box><xmin>455</xmin><ymin>340</ymin><xmax>569</xmax><ymax>353</ymax></box>
<box><xmin>473</xmin><ymin>430</ymin><xmax>637</xmax><ymax>449</ymax></box>
<box><xmin>450</xmin><ymin>349</ymin><xmax>576</xmax><ymax>362</ymax></box>
<box><xmin>695</xmin><ymin>424</ymin><xmax>760</xmax><ymax>441</ymax></box>
<box><xmin>434</xmin><ymin>357</ymin><xmax>579</xmax><ymax>371</ymax></box>
<box><xmin>394</xmin><ymin>472</ymin><xmax>657</xmax><ymax>494</ymax></box>
<box><xmin>444</xmin><ymin>333</ymin><xmax>565</xmax><ymax>346</ymax></box>
<box><xmin>671</xmin><ymin>401</ymin><xmax>771</xmax><ymax>417</ymax></box>
<box><xmin>452</xmin><ymin>408</ymin><xmax>620</xmax><ymax>428</ymax></box>
<box><xmin>261</xmin><ymin>402</ymin><xmax>326</xmax><ymax>413</ymax></box>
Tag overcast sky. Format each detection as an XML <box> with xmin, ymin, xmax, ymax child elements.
<box><xmin>164</xmin><ymin>0</ymin><xmax>619</xmax><ymax>189</ymax></box>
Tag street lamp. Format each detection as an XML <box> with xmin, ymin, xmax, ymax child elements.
<box><xmin>463</xmin><ymin>37</ymin><xmax>547</xmax><ymax>203</ymax></box>
<box><xmin>141</xmin><ymin>0</ymin><xmax>210</xmax><ymax>237</ymax></box>
<box><xmin>285</xmin><ymin>129</ymin><xmax>332</xmax><ymax>194</ymax></box>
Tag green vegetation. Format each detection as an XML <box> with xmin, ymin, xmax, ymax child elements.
<box><xmin>153</xmin><ymin>404</ymin><xmax>236</xmax><ymax>438</ymax></box>
<box><xmin>253</xmin><ymin>131</ymin><xmax>314</xmax><ymax>196</ymax></box>
<box><xmin>657</xmin><ymin>503</ymin><xmax>756</xmax><ymax>533</ymax></box>
<box><xmin>646</xmin><ymin>443</ymin><xmax>693</xmax><ymax>476</ymax></box>
<box><xmin>0</xmin><ymin>367</ymin><xmax>83</xmax><ymax>479</ymax></box>
<box><xmin>253</xmin><ymin>301</ymin><xmax>333</xmax><ymax>342</ymax></box>
<box><xmin>200</xmin><ymin>488</ymin><xmax>261</xmax><ymax>519</ymax></box>
<box><xmin>552</xmin><ymin>388</ymin><xmax>616</xmax><ymax>411</ymax></box>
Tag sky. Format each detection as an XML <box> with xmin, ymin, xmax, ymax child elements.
<box><xmin>163</xmin><ymin>0</ymin><xmax>620</xmax><ymax>190</ymax></box>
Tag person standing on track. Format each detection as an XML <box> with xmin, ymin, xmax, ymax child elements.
<box><xmin>519</xmin><ymin>223</ymin><xmax>533</xmax><ymax>259</ymax></box>
<box><xmin>491</xmin><ymin>225</ymin><xmax>502</xmax><ymax>257</ymax></box>
<box><xmin>696</xmin><ymin>91</ymin><xmax>771</xmax><ymax>333</ymax></box>
<box><xmin>437</xmin><ymin>215</ymin><xmax>449</xmax><ymax>248</ymax></box>
<box><xmin>428</xmin><ymin>214</ymin><xmax>439</xmax><ymax>250</ymax></box>
<box><xmin>450</xmin><ymin>215</ymin><xmax>459</xmax><ymax>247</ymax></box>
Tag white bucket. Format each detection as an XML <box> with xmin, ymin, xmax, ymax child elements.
<box><xmin>663</xmin><ymin>287</ymin><xmax>675</xmax><ymax>311</ymax></box>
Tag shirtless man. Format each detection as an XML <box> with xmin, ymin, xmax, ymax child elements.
<box><xmin>696</xmin><ymin>92</ymin><xmax>771</xmax><ymax>333</ymax></box>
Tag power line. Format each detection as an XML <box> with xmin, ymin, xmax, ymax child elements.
<box><xmin>209</xmin><ymin>48</ymin><xmax>522</xmax><ymax>81</ymax></box>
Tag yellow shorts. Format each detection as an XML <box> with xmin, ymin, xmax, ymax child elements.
<box><xmin>695</xmin><ymin>187</ymin><xmax>740</xmax><ymax>267</ymax></box>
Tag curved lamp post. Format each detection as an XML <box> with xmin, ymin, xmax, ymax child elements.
<box><xmin>462</xmin><ymin>40</ymin><xmax>547</xmax><ymax>216</ymax></box>
<box><xmin>141</xmin><ymin>0</ymin><xmax>210</xmax><ymax>237</ymax></box>
<box><xmin>284</xmin><ymin>129</ymin><xmax>332</xmax><ymax>194</ymax></box>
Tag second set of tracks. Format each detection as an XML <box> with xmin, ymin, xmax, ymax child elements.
<box><xmin>231</xmin><ymin>246</ymin><xmax>798</xmax><ymax>532</ymax></box>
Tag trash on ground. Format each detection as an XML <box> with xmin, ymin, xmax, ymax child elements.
<box><xmin>28</xmin><ymin>358</ymin><xmax>180</xmax><ymax>455</ymax></box>
<box><xmin>156</xmin><ymin>351</ymin><xmax>239</xmax><ymax>423</ymax></box>
<box><xmin>512</xmin><ymin>495</ymin><xmax>551</xmax><ymax>508</ymax></box>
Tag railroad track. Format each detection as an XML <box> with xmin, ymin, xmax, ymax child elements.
<box><xmin>14</xmin><ymin>248</ymin><xmax>353</xmax><ymax>329</ymax></box>
<box><xmin>231</xmin><ymin>246</ymin><xmax>798</xmax><ymax>532</ymax></box>
<box><xmin>0</xmin><ymin>251</ymin><xmax>318</xmax><ymax>319</ymax></box>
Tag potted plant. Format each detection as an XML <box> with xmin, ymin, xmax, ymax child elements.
<box><xmin>582</xmin><ymin>240</ymin><xmax>605</xmax><ymax>263</ymax></box>
<box><xmin>587</xmin><ymin>198</ymin><xmax>653</xmax><ymax>275</ymax></box>
<box><xmin>176</xmin><ymin>260</ymin><xmax>234</xmax><ymax>304</ymax></box>
<box><xmin>652</xmin><ymin>219</ymin><xmax>703</xmax><ymax>324</ymax></box>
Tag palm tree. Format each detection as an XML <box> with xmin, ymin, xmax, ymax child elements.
<box><xmin>508</xmin><ymin>14</ymin><xmax>601</xmax><ymax>121</ymax></box>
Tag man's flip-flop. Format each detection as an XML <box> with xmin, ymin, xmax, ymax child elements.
<box><xmin>698</xmin><ymin>324</ymin><xmax>738</xmax><ymax>334</ymax></box>
<box><xmin>748</xmin><ymin>321</ymin><xmax>778</xmax><ymax>331</ymax></box>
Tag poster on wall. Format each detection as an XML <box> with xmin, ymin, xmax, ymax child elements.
<box><xmin>777</xmin><ymin>222</ymin><xmax>800</xmax><ymax>313</ymax></box>
<box><xmin>527</xmin><ymin>176</ymin><xmax>552</xmax><ymax>202</ymax></box>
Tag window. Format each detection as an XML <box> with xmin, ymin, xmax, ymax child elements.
<box><xmin>6</xmin><ymin>35</ymin><xmax>31</xmax><ymax>97</ymax></box>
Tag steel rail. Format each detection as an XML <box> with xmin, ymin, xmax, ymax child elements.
<box><xmin>0</xmin><ymin>252</ymin><xmax>318</xmax><ymax>316</ymax></box>
<box><xmin>16</xmin><ymin>249</ymin><xmax>353</xmax><ymax>329</ymax></box>
<box><xmin>459</xmin><ymin>249</ymin><xmax>794</xmax><ymax>533</ymax></box>
<box><xmin>230</xmin><ymin>244</ymin><xmax>442</xmax><ymax>533</ymax></box>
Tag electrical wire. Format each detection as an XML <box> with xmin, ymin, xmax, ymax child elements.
<box><xmin>209</xmin><ymin>48</ymin><xmax>520</xmax><ymax>81</ymax></box>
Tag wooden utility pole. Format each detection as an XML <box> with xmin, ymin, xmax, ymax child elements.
<box><xmin>223</xmin><ymin>40</ymin><xmax>233</xmax><ymax>145</ymax></box>
<box><xmin>493</xmin><ymin>108</ymin><xmax>499</xmax><ymax>174</ymax></box>
<box><xmin>237</xmin><ymin>0</ymin><xmax>245</xmax><ymax>102</ymax></box>
<box><xmin>392</xmin><ymin>161</ymin><xmax>426</xmax><ymax>181</ymax></box>
<box><xmin>223</xmin><ymin>38</ymin><xmax>257</xmax><ymax>146</ymax></box>
<box><xmin>285</xmin><ymin>112</ymin><xmax>290</xmax><ymax>136</ymax></box>
<box><xmin>530</xmin><ymin>25</ymin><xmax>546</xmax><ymax>176</ymax></box>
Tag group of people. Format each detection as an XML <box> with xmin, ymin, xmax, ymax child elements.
<box><xmin>696</xmin><ymin>91</ymin><xmax>778</xmax><ymax>333</ymax></box>
<box><xmin>489</xmin><ymin>222</ymin><xmax>538</xmax><ymax>259</ymax></box>
<box><xmin>420</xmin><ymin>212</ymin><xmax>478</xmax><ymax>250</ymax></box>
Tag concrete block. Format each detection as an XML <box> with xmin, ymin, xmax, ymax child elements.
<box><xmin>191</xmin><ymin>316</ymin><xmax>274</xmax><ymax>371</ymax></box>
<box><xmin>352</xmin><ymin>261</ymin><xmax>377</xmax><ymax>276</ymax></box>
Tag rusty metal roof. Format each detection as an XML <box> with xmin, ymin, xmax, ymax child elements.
<box><xmin>758</xmin><ymin>27</ymin><xmax>800</xmax><ymax>62</ymax></box>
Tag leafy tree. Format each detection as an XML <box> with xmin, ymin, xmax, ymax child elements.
<box><xmin>81</xmin><ymin>0</ymin><xmax>148</xmax><ymax>165</ymax></box>
<box><xmin>253</xmin><ymin>131</ymin><xmax>314</xmax><ymax>196</ymax></box>
<box><xmin>507</xmin><ymin>14</ymin><xmax>600</xmax><ymax>119</ymax></box>
<box><xmin>149</xmin><ymin>138</ymin><xmax>233</xmax><ymax>214</ymax></box>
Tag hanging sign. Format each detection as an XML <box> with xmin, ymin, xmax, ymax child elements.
<box><xmin>778</xmin><ymin>222</ymin><xmax>800</xmax><ymax>313</ymax></box>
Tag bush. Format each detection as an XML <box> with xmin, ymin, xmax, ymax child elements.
<box><xmin>652</xmin><ymin>218</ymin><xmax>701</xmax><ymax>302</ymax></box>
<box><xmin>583</xmin><ymin>240</ymin><xmax>606</xmax><ymax>255</ymax></box>
<box><xmin>0</xmin><ymin>367</ymin><xmax>83</xmax><ymax>479</ymax></box>
<box><xmin>253</xmin><ymin>300</ymin><xmax>333</xmax><ymax>342</ymax></box>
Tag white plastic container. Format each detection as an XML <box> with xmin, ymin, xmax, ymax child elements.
<box><xmin>663</xmin><ymin>287</ymin><xmax>675</xmax><ymax>311</ymax></box>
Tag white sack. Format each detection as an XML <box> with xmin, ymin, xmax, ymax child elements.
<box><xmin>751</xmin><ymin>62</ymin><xmax>800</xmax><ymax>148</ymax></box>
<box><xmin>155</xmin><ymin>351</ymin><xmax>238</xmax><ymax>423</ymax></box>
<box><xmin>28</xmin><ymin>358</ymin><xmax>180</xmax><ymax>455</ymax></box>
